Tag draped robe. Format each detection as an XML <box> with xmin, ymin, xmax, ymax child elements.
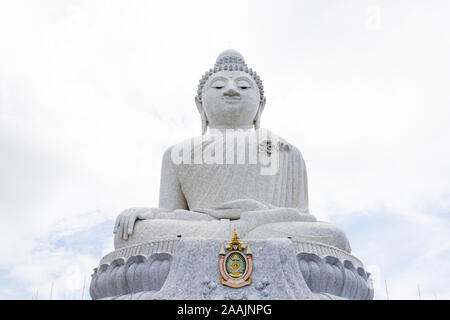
<box><xmin>161</xmin><ymin>128</ymin><xmax>309</xmax><ymax>214</ymax></box>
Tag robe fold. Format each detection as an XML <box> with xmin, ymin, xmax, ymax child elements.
<box><xmin>170</xmin><ymin>129</ymin><xmax>309</xmax><ymax>213</ymax></box>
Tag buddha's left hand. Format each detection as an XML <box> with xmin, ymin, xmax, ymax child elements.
<box><xmin>192</xmin><ymin>199</ymin><xmax>269</xmax><ymax>220</ymax></box>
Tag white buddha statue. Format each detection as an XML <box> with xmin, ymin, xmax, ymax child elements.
<box><xmin>113</xmin><ymin>49</ymin><xmax>351</xmax><ymax>253</ymax></box>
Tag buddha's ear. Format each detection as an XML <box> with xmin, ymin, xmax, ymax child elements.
<box><xmin>254</xmin><ymin>96</ymin><xmax>266</xmax><ymax>130</ymax></box>
<box><xmin>195</xmin><ymin>96</ymin><xmax>208</xmax><ymax>135</ymax></box>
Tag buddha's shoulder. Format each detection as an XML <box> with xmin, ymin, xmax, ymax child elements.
<box><xmin>161</xmin><ymin>135</ymin><xmax>204</xmax><ymax>164</ymax></box>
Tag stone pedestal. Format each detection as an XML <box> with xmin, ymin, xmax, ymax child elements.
<box><xmin>90</xmin><ymin>237</ymin><xmax>373</xmax><ymax>300</ymax></box>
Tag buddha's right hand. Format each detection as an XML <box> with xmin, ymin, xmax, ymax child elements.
<box><xmin>114</xmin><ymin>207</ymin><xmax>157</xmax><ymax>240</ymax></box>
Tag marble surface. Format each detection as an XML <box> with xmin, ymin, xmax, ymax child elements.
<box><xmin>91</xmin><ymin>238</ymin><xmax>373</xmax><ymax>300</ymax></box>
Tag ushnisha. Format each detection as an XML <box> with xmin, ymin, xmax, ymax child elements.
<box><xmin>113</xmin><ymin>49</ymin><xmax>350</xmax><ymax>253</ymax></box>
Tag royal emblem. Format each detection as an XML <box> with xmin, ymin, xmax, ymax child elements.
<box><xmin>219</xmin><ymin>227</ymin><xmax>253</xmax><ymax>288</ymax></box>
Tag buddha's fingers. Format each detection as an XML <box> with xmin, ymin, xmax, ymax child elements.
<box><xmin>127</xmin><ymin>215</ymin><xmax>138</xmax><ymax>237</ymax></box>
<box><xmin>123</xmin><ymin>215</ymin><xmax>130</xmax><ymax>240</ymax></box>
<box><xmin>114</xmin><ymin>211</ymin><xmax>126</xmax><ymax>234</ymax></box>
<box><xmin>117</xmin><ymin>214</ymin><xmax>124</xmax><ymax>240</ymax></box>
<box><xmin>116</xmin><ymin>210</ymin><xmax>131</xmax><ymax>239</ymax></box>
<box><xmin>121</xmin><ymin>216</ymin><xmax>128</xmax><ymax>240</ymax></box>
<box><xmin>113</xmin><ymin>215</ymin><xmax>120</xmax><ymax>234</ymax></box>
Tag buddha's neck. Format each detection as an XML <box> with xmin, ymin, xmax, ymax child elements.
<box><xmin>209</xmin><ymin>125</ymin><xmax>254</xmax><ymax>134</ymax></box>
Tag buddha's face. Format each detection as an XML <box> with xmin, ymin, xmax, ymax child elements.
<box><xmin>201</xmin><ymin>71</ymin><xmax>262</xmax><ymax>129</ymax></box>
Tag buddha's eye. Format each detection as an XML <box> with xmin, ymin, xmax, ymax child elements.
<box><xmin>211</xmin><ymin>80</ymin><xmax>225</xmax><ymax>89</ymax></box>
<box><xmin>237</xmin><ymin>80</ymin><xmax>251</xmax><ymax>90</ymax></box>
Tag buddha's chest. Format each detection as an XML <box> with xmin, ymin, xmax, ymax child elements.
<box><xmin>176</xmin><ymin>162</ymin><xmax>284</xmax><ymax>209</ymax></box>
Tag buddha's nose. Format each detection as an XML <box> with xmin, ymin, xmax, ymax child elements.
<box><xmin>223</xmin><ymin>88</ymin><xmax>240</xmax><ymax>97</ymax></box>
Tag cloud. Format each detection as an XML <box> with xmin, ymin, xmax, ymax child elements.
<box><xmin>333</xmin><ymin>207</ymin><xmax>450</xmax><ymax>299</ymax></box>
<box><xmin>0</xmin><ymin>219</ymin><xmax>114</xmax><ymax>300</ymax></box>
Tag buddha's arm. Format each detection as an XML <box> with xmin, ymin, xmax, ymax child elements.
<box><xmin>158</xmin><ymin>147</ymin><xmax>189</xmax><ymax>210</ymax></box>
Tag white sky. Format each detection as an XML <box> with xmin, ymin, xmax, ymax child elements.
<box><xmin>1</xmin><ymin>0</ymin><xmax>449</xmax><ymax>299</ymax></box>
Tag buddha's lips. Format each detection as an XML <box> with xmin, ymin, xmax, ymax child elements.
<box><xmin>222</xmin><ymin>96</ymin><xmax>241</xmax><ymax>103</ymax></box>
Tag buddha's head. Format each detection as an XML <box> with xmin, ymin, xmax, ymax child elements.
<box><xmin>195</xmin><ymin>49</ymin><xmax>266</xmax><ymax>134</ymax></box>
